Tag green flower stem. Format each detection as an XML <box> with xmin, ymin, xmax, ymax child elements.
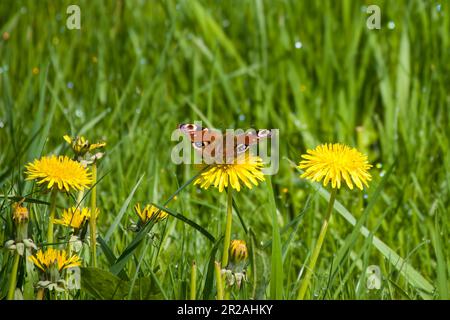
<box><xmin>224</xmin><ymin>287</ymin><xmax>231</xmax><ymax>300</ymax></box>
<box><xmin>90</xmin><ymin>163</ymin><xmax>98</xmax><ymax>267</ymax></box>
<box><xmin>36</xmin><ymin>288</ymin><xmax>45</xmax><ymax>300</ymax></box>
<box><xmin>190</xmin><ymin>261</ymin><xmax>197</xmax><ymax>300</ymax></box>
<box><xmin>7</xmin><ymin>253</ymin><xmax>20</xmax><ymax>300</ymax></box>
<box><xmin>214</xmin><ymin>261</ymin><xmax>224</xmax><ymax>300</ymax></box>
<box><xmin>221</xmin><ymin>187</ymin><xmax>233</xmax><ymax>267</ymax></box>
<box><xmin>297</xmin><ymin>188</ymin><xmax>337</xmax><ymax>300</ymax></box>
<box><xmin>47</xmin><ymin>189</ymin><xmax>58</xmax><ymax>244</ymax></box>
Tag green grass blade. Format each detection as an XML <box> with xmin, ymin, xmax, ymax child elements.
<box><xmin>267</xmin><ymin>177</ymin><xmax>283</xmax><ymax>299</ymax></box>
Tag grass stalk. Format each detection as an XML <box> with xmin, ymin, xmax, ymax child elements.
<box><xmin>90</xmin><ymin>163</ymin><xmax>98</xmax><ymax>267</ymax></box>
<box><xmin>7</xmin><ymin>253</ymin><xmax>20</xmax><ymax>300</ymax></box>
<box><xmin>47</xmin><ymin>189</ymin><xmax>58</xmax><ymax>244</ymax></box>
<box><xmin>190</xmin><ymin>261</ymin><xmax>197</xmax><ymax>300</ymax></box>
<box><xmin>221</xmin><ymin>187</ymin><xmax>233</xmax><ymax>267</ymax></box>
<box><xmin>214</xmin><ymin>261</ymin><xmax>224</xmax><ymax>300</ymax></box>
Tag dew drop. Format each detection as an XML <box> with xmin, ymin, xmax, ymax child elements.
<box><xmin>436</xmin><ymin>4</ymin><xmax>442</xmax><ymax>12</ymax></box>
<box><xmin>222</xmin><ymin>20</ymin><xmax>230</xmax><ymax>28</ymax></box>
<box><xmin>0</xmin><ymin>120</ymin><xmax>4</xmax><ymax>128</ymax></box>
<box><xmin>379</xmin><ymin>171</ymin><xmax>385</xmax><ymax>177</ymax></box>
<box><xmin>294</xmin><ymin>41</ymin><xmax>303</xmax><ymax>49</ymax></box>
<box><xmin>75</xmin><ymin>109</ymin><xmax>84</xmax><ymax>118</ymax></box>
<box><xmin>363</xmin><ymin>194</ymin><xmax>368</xmax><ymax>199</ymax></box>
<box><xmin>239</xmin><ymin>114</ymin><xmax>246</xmax><ymax>121</ymax></box>
<box><xmin>387</xmin><ymin>21</ymin><xmax>396</xmax><ymax>30</ymax></box>
<box><xmin>140</xmin><ymin>58</ymin><xmax>147</xmax><ymax>65</ymax></box>
<box><xmin>376</xmin><ymin>163</ymin><xmax>382</xmax><ymax>169</ymax></box>
<box><xmin>67</xmin><ymin>82</ymin><xmax>74</xmax><ymax>89</ymax></box>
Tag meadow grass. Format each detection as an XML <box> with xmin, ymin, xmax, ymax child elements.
<box><xmin>0</xmin><ymin>0</ymin><xmax>449</xmax><ymax>300</ymax></box>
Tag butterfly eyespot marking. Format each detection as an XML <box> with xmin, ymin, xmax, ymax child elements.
<box><xmin>193</xmin><ymin>141</ymin><xmax>209</xmax><ymax>149</ymax></box>
<box><xmin>236</xmin><ymin>143</ymin><xmax>249</xmax><ymax>154</ymax></box>
<box><xmin>180</xmin><ymin>123</ymin><xmax>200</xmax><ymax>131</ymax></box>
<box><xmin>257</xmin><ymin>129</ymin><xmax>271</xmax><ymax>138</ymax></box>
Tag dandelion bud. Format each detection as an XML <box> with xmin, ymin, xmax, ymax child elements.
<box><xmin>13</xmin><ymin>202</ymin><xmax>29</xmax><ymax>223</ymax></box>
<box><xmin>12</xmin><ymin>202</ymin><xmax>29</xmax><ymax>241</ymax></box>
<box><xmin>229</xmin><ymin>240</ymin><xmax>248</xmax><ymax>264</ymax></box>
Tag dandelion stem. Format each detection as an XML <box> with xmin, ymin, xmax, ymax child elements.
<box><xmin>47</xmin><ymin>189</ymin><xmax>57</xmax><ymax>244</ymax></box>
<box><xmin>221</xmin><ymin>187</ymin><xmax>233</xmax><ymax>267</ymax></box>
<box><xmin>297</xmin><ymin>188</ymin><xmax>337</xmax><ymax>300</ymax></box>
<box><xmin>36</xmin><ymin>288</ymin><xmax>45</xmax><ymax>300</ymax></box>
<box><xmin>214</xmin><ymin>261</ymin><xmax>224</xmax><ymax>300</ymax></box>
<box><xmin>90</xmin><ymin>163</ymin><xmax>98</xmax><ymax>267</ymax></box>
<box><xmin>190</xmin><ymin>261</ymin><xmax>197</xmax><ymax>300</ymax></box>
<box><xmin>7</xmin><ymin>253</ymin><xmax>20</xmax><ymax>300</ymax></box>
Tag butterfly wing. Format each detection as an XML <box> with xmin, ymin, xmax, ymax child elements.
<box><xmin>178</xmin><ymin>124</ymin><xmax>272</xmax><ymax>164</ymax></box>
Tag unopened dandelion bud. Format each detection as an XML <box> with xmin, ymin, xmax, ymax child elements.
<box><xmin>229</xmin><ymin>240</ymin><xmax>248</xmax><ymax>264</ymax></box>
<box><xmin>12</xmin><ymin>202</ymin><xmax>29</xmax><ymax>241</ymax></box>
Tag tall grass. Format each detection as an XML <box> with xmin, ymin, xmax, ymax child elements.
<box><xmin>0</xmin><ymin>0</ymin><xmax>448</xmax><ymax>299</ymax></box>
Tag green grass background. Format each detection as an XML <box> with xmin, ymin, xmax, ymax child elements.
<box><xmin>0</xmin><ymin>0</ymin><xmax>449</xmax><ymax>299</ymax></box>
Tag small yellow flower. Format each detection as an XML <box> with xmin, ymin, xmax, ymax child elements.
<box><xmin>25</xmin><ymin>155</ymin><xmax>92</xmax><ymax>192</ymax></box>
<box><xmin>12</xmin><ymin>201</ymin><xmax>29</xmax><ymax>223</ymax></box>
<box><xmin>29</xmin><ymin>248</ymin><xmax>81</xmax><ymax>272</ymax></box>
<box><xmin>194</xmin><ymin>155</ymin><xmax>265</xmax><ymax>192</ymax></box>
<box><xmin>230</xmin><ymin>240</ymin><xmax>248</xmax><ymax>263</ymax></box>
<box><xmin>134</xmin><ymin>203</ymin><xmax>168</xmax><ymax>224</ymax></box>
<box><xmin>298</xmin><ymin>143</ymin><xmax>372</xmax><ymax>190</ymax></box>
<box><xmin>63</xmin><ymin>135</ymin><xmax>106</xmax><ymax>157</ymax></box>
<box><xmin>53</xmin><ymin>207</ymin><xmax>95</xmax><ymax>230</ymax></box>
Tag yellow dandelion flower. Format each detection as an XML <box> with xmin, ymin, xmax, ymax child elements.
<box><xmin>230</xmin><ymin>240</ymin><xmax>248</xmax><ymax>263</ymax></box>
<box><xmin>63</xmin><ymin>135</ymin><xmax>106</xmax><ymax>157</ymax></box>
<box><xmin>134</xmin><ymin>203</ymin><xmax>168</xmax><ymax>224</ymax></box>
<box><xmin>194</xmin><ymin>155</ymin><xmax>265</xmax><ymax>192</ymax></box>
<box><xmin>53</xmin><ymin>207</ymin><xmax>95</xmax><ymax>230</ymax></box>
<box><xmin>29</xmin><ymin>248</ymin><xmax>81</xmax><ymax>272</ymax></box>
<box><xmin>298</xmin><ymin>143</ymin><xmax>372</xmax><ymax>190</ymax></box>
<box><xmin>25</xmin><ymin>155</ymin><xmax>92</xmax><ymax>192</ymax></box>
